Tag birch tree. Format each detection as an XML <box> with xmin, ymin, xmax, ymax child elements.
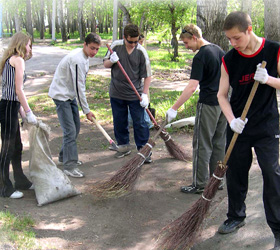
<box><xmin>264</xmin><ymin>0</ymin><xmax>280</xmax><ymax>41</ymax></box>
<box><xmin>197</xmin><ymin>0</ymin><xmax>228</xmax><ymax>51</ymax></box>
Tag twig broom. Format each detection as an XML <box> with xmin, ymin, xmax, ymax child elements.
<box><xmin>106</xmin><ymin>44</ymin><xmax>190</xmax><ymax>162</ymax></box>
<box><xmin>93</xmin><ymin>120</ymin><xmax>167</xmax><ymax>198</ymax></box>
<box><xmin>157</xmin><ymin>61</ymin><xmax>267</xmax><ymax>250</ymax></box>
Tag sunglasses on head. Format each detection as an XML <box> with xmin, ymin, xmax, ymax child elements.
<box><xmin>126</xmin><ymin>38</ymin><xmax>139</xmax><ymax>44</ymax></box>
<box><xmin>182</xmin><ymin>29</ymin><xmax>193</xmax><ymax>36</ymax></box>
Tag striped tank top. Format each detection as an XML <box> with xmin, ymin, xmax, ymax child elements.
<box><xmin>1</xmin><ymin>57</ymin><xmax>26</xmax><ymax>101</ymax></box>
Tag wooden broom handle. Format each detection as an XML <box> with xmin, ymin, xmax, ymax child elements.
<box><xmin>92</xmin><ymin>117</ymin><xmax>115</xmax><ymax>144</ymax></box>
<box><xmin>222</xmin><ymin>61</ymin><xmax>267</xmax><ymax>165</ymax></box>
<box><xmin>106</xmin><ymin>44</ymin><xmax>159</xmax><ymax>126</ymax></box>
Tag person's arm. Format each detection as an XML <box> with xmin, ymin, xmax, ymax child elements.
<box><xmin>142</xmin><ymin>76</ymin><xmax>151</xmax><ymax>94</ymax></box>
<box><xmin>172</xmin><ymin>79</ymin><xmax>199</xmax><ymax>110</ymax></box>
<box><xmin>217</xmin><ymin>64</ymin><xmax>235</xmax><ymax>124</ymax></box>
<box><xmin>266</xmin><ymin>59</ymin><xmax>280</xmax><ymax>89</ymax></box>
<box><xmin>13</xmin><ymin>57</ymin><xmax>31</xmax><ymax>112</ymax></box>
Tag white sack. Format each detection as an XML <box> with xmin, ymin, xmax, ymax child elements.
<box><xmin>28</xmin><ymin>121</ymin><xmax>80</xmax><ymax>206</ymax></box>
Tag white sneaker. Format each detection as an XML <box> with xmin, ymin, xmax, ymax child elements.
<box><xmin>10</xmin><ymin>191</ymin><xmax>24</xmax><ymax>199</ymax></box>
<box><xmin>63</xmin><ymin>168</ymin><xmax>84</xmax><ymax>178</ymax></box>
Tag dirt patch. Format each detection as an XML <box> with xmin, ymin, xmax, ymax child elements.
<box><xmin>1</xmin><ymin>113</ymin><xmax>227</xmax><ymax>250</ymax></box>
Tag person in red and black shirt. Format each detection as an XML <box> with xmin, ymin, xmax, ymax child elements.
<box><xmin>217</xmin><ymin>11</ymin><xmax>280</xmax><ymax>248</ymax></box>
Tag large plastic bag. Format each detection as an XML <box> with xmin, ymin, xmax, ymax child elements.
<box><xmin>28</xmin><ymin>121</ymin><xmax>80</xmax><ymax>206</ymax></box>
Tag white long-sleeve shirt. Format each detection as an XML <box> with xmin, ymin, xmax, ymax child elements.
<box><xmin>48</xmin><ymin>48</ymin><xmax>90</xmax><ymax>114</ymax></box>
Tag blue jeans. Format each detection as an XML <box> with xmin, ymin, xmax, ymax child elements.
<box><xmin>53</xmin><ymin>99</ymin><xmax>80</xmax><ymax>170</ymax></box>
<box><xmin>110</xmin><ymin>97</ymin><xmax>149</xmax><ymax>150</ymax></box>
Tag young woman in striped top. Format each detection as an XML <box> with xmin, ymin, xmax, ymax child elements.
<box><xmin>0</xmin><ymin>32</ymin><xmax>37</xmax><ymax>199</ymax></box>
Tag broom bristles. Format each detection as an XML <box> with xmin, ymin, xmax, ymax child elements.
<box><xmin>160</xmin><ymin>130</ymin><xmax>191</xmax><ymax>162</ymax></box>
<box><xmin>92</xmin><ymin>140</ymin><xmax>156</xmax><ymax>198</ymax></box>
<box><xmin>158</xmin><ymin>161</ymin><xmax>228</xmax><ymax>249</ymax></box>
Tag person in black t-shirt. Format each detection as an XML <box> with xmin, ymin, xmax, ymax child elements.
<box><xmin>166</xmin><ymin>24</ymin><xmax>227</xmax><ymax>194</ymax></box>
<box><xmin>217</xmin><ymin>11</ymin><xmax>280</xmax><ymax>248</ymax></box>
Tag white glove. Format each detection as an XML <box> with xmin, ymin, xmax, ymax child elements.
<box><xmin>254</xmin><ymin>63</ymin><xmax>268</xmax><ymax>84</ymax></box>
<box><xmin>110</xmin><ymin>52</ymin><xmax>119</xmax><ymax>64</ymax></box>
<box><xmin>140</xmin><ymin>93</ymin><xmax>149</xmax><ymax>108</ymax></box>
<box><xmin>166</xmin><ymin>108</ymin><xmax>177</xmax><ymax>123</ymax></box>
<box><xmin>26</xmin><ymin>111</ymin><xmax>37</xmax><ymax>125</ymax></box>
<box><xmin>230</xmin><ymin>117</ymin><xmax>248</xmax><ymax>134</ymax></box>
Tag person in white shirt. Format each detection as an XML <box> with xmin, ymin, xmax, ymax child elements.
<box><xmin>48</xmin><ymin>33</ymin><xmax>101</xmax><ymax>178</ymax></box>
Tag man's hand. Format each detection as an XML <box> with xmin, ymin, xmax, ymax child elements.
<box><xmin>254</xmin><ymin>63</ymin><xmax>268</xmax><ymax>84</ymax></box>
<box><xmin>26</xmin><ymin>110</ymin><xmax>37</xmax><ymax>125</ymax></box>
<box><xmin>166</xmin><ymin>108</ymin><xmax>177</xmax><ymax>123</ymax></box>
<box><xmin>110</xmin><ymin>52</ymin><xmax>119</xmax><ymax>64</ymax></box>
<box><xmin>86</xmin><ymin>111</ymin><xmax>96</xmax><ymax>122</ymax></box>
<box><xmin>140</xmin><ymin>93</ymin><xmax>149</xmax><ymax>108</ymax></box>
<box><xmin>230</xmin><ymin>117</ymin><xmax>248</xmax><ymax>134</ymax></box>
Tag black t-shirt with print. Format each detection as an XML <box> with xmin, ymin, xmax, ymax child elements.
<box><xmin>223</xmin><ymin>38</ymin><xmax>280</xmax><ymax>138</ymax></box>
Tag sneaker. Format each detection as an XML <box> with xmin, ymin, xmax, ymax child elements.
<box><xmin>63</xmin><ymin>168</ymin><xmax>84</xmax><ymax>178</ymax></box>
<box><xmin>144</xmin><ymin>155</ymin><xmax>152</xmax><ymax>164</ymax></box>
<box><xmin>180</xmin><ymin>185</ymin><xmax>204</xmax><ymax>194</ymax></box>
<box><xmin>58</xmin><ymin>160</ymin><xmax>83</xmax><ymax>166</ymax></box>
<box><xmin>74</xmin><ymin>168</ymin><xmax>84</xmax><ymax>175</ymax></box>
<box><xmin>10</xmin><ymin>191</ymin><xmax>24</xmax><ymax>199</ymax></box>
<box><xmin>218</xmin><ymin>218</ymin><xmax>245</xmax><ymax>234</ymax></box>
<box><xmin>114</xmin><ymin>150</ymin><xmax>131</xmax><ymax>159</ymax></box>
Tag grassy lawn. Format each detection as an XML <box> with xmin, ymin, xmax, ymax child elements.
<box><xmin>0</xmin><ymin>211</ymin><xmax>38</xmax><ymax>250</ymax></box>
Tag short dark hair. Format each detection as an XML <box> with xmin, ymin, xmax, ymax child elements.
<box><xmin>85</xmin><ymin>33</ymin><xmax>101</xmax><ymax>45</ymax></box>
<box><xmin>124</xmin><ymin>24</ymin><xmax>140</xmax><ymax>38</ymax></box>
<box><xmin>223</xmin><ymin>11</ymin><xmax>252</xmax><ymax>33</ymax></box>
<box><xmin>139</xmin><ymin>34</ymin><xmax>145</xmax><ymax>39</ymax></box>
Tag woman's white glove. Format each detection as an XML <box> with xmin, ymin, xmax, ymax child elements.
<box><xmin>26</xmin><ymin>111</ymin><xmax>37</xmax><ymax>125</ymax></box>
<box><xmin>140</xmin><ymin>93</ymin><xmax>149</xmax><ymax>108</ymax></box>
<box><xmin>110</xmin><ymin>52</ymin><xmax>119</xmax><ymax>64</ymax></box>
<box><xmin>166</xmin><ymin>108</ymin><xmax>177</xmax><ymax>123</ymax></box>
<box><xmin>254</xmin><ymin>63</ymin><xmax>268</xmax><ymax>84</ymax></box>
<box><xmin>230</xmin><ymin>117</ymin><xmax>248</xmax><ymax>134</ymax></box>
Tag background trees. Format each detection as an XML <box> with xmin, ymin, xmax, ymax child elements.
<box><xmin>0</xmin><ymin>0</ymin><xmax>278</xmax><ymax>57</ymax></box>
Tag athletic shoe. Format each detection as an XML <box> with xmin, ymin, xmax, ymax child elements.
<box><xmin>10</xmin><ymin>191</ymin><xmax>24</xmax><ymax>199</ymax></box>
<box><xmin>144</xmin><ymin>155</ymin><xmax>152</xmax><ymax>164</ymax></box>
<box><xmin>63</xmin><ymin>168</ymin><xmax>84</xmax><ymax>178</ymax></box>
<box><xmin>114</xmin><ymin>150</ymin><xmax>131</xmax><ymax>159</ymax></box>
<box><xmin>180</xmin><ymin>185</ymin><xmax>204</xmax><ymax>194</ymax></box>
<box><xmin>218</xmin><ymin>218</ymin><xmax>245</xmax><ymax>234</ymax></box>
<box><xmin>58</xmin><ymin>160</ymin><xmax>83</xmax><ymax>166</ymax></box>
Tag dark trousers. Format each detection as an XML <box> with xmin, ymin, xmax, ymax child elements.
<box><xmin>110</xmin><ymin>97</ymin><xmax>149</xmax><ymax>150</ymax></box>
<box><xmin>0</xmin><ymin>100</ymin><xmax>32</xmax><ymax>197</ymax></box>
<box><xmin>226</xmin><ymin>134</ymin><xmax>280</xmax><ymax>235</ymax></box>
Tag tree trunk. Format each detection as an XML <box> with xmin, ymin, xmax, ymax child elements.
<box><xmin>40</xmin><ymin>0</ymin><xmax>45</xmax><ymax>39</ymax></box>
<box><xmin>118</xmin><ymin>1</ymin><xmax>131</xmax><ymax>37</ymax></box>
<box><xmin>119</xmin><ymin>12</ymin><xmax>122</xmax><ymax>39</ymax></box>
<box><xmin>47</xmin><ymin>1</ymin><xmax>52</xmax><ymax>35</ymax></box>
<box><xmin>241</xmin><ymin>0</ymin><xmax>252</xmax><ymax>16</ymax></box>
<box><xmin>197</xmin><ymin>0</ymin><xmax>228</xmax><ymax>52</ymax></box>
<box><xmin>168</xmin><ymin>2</ymin><xmax>179</xmax><ymax>61</ymax></box>
<box><xmin>264</xmin><ymin>0</ymin><xmax>280</xmax><ymax>41</ymax></box>
<box><xmin>78</xmin><ymin>0</ymin><xmax>85</xmax><ymax>41</ymax></box>
<box><xmin>59</xmin><ymin>0</ymin><xmax>67</xmax><ymax>42</ymax></box>
<box><xmin>26</xmin><ymin>0</ymin><xmax>34</xmax><ymax>40</ymax></box>
<box><xmin>91</xmin><ymin>2</ymin><xmax>96</xmax><ymax>33</ymax></box>
<box><xmin>14</xmin><ymin>0</ymin><xmax>21</xmax><ymax>32</ymax></box>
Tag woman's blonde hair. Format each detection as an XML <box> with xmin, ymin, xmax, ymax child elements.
<box><xmin>0</xmin><ymin>32</ymin><xmax>32</xmax><ymax>75</ymax></box>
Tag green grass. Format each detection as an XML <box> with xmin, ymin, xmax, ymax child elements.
<box><xmin>28</xmin><ymin>73</ymin><xmax>197</xmax><ymax>129</ymax></box>
<box><xmin>0</xmin><ymin>211</ymin><xmax>38</xmax><ymax>250</ymax></box>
